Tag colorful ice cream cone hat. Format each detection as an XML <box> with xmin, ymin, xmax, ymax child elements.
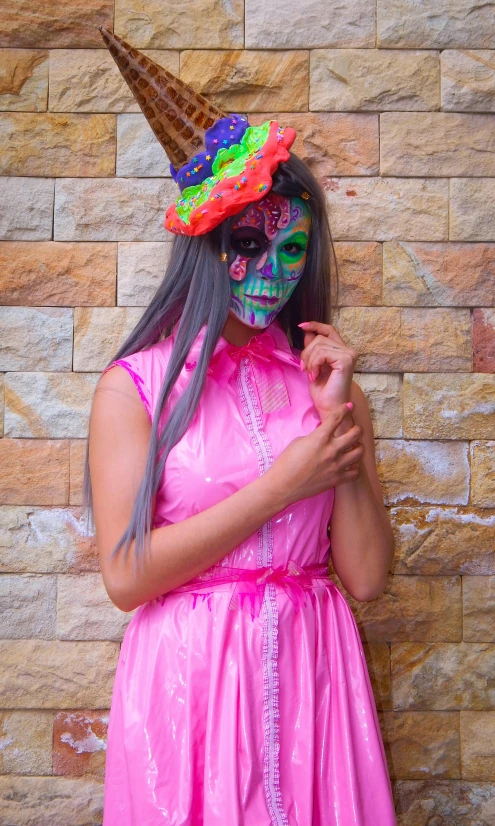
<box><xmin>98</xmin><ymin>26</ymin><xmax>297</xmax><ymax>236</ymax></box>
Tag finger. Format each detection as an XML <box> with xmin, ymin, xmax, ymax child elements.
<box><xmin>299</xmin><ymin>321</ymin><xmax>347</xmax><ymax>348</ymax></box>
<box><xmin>320</xmin><ymin>403</ymin><xmax>353</xmax><ymax>435</ymax></box>
<box><xmin>333</xmin><ymin>423</ymin><xmax>362</xmax><ymax>450</ymax></box>
<box><xmin>306</xmin><ymin>342</ymin><xmax>345</xmax><ymax>380</ymax></box>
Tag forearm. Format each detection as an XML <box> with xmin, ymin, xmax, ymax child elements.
<box><xmin>105</xmin><ymin>469</ymin><xmax>288</xmax><ymax>612</ymax></box>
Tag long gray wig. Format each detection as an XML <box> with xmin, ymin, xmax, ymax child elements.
<box><xmin>82</xmin><ymin>152</ymin><xmax>339</xmax><ymax>566</ymax></box>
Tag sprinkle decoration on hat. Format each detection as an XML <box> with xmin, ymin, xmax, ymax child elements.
<box><xmin>98</xmin><ymin>25</ymin><xmax>297</xmax><ymax>237</ymax></box>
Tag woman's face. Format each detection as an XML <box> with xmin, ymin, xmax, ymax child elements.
<box><xmin>227</xmin><ymin>193</ymin><xmax>311</xmax><ymax>329</ymax></box>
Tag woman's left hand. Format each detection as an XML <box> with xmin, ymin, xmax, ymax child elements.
<box><xmin>298</xmin><ymin>321</ymin><xmax>358</xmax><ymax>419</ymax></box>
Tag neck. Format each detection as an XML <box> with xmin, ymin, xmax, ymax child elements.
<box><xmin>221</xmin><ymin>312</ymin><xmax>272</xmax><ymax>346</ymax></box>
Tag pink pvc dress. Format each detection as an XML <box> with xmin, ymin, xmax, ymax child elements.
<box><xmin>101</xmin><ymin>316</ymin><xmax>396</xmax><ymax>825</ymax></box>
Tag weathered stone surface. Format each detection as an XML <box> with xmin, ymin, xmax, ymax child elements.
<box><xmin>377</xmin><ymin>0</ymin><xmax>495</xmax><ymax>48</ymax></box>
<box><xmin>380</xmin><ymin>711</ymin><xmax>460</xmax><ymax>779</ymax></box>
<box><xmin>0</xmin><ymin>506</ymin><xmax>99</xmax><ymax>574</ymax></box>
<box><xmin>460</xmin><ymin>711</ymin><xmax>495</xmax><ymax>780</ymax></box>
<box><xmin>247</xmin><ymin>0</ymin><xmax>375</xmax><ymax>48</ymax></box>
<box><xmin>383</xmin><ymin>241</ymin><xmax>495</xmax><ymax>307</ymax></box>
<box><xmin>450</xmin><ymin>178</ymin><xmax>495</xmax><ymax>241</ymax></box>
<box><xmin>248</xmin><ymin>112</ymin><xmax>379</xmax><ymax>177</ymax></box>
<box><xmin>117</xmin><ymin>115</ymin><xmax>172</xmax><ymax>177</ymax></box>
<box><xmin>470</xmin><ymin>441</ymin><xmax>495</xmax><ymax>508</ymax></box>
<box><xmin>0</xmin><ymin>374</ymin><xmax>4</xmax><ymax>438</ymax></box>
<box><xmin>57</xmin><ymin>574</ymin><xmax>131</xmax><ymax>641</ymax></box>
<box><xmin>381</xmin><ymin>112</ymin><xmax>495</xmax><ymax>176</ymax></box>
<box><xmin>0</xmin><ymin>177</ymin><xmax>54</xmax><ymax>240</ymax></box>
<box><xmin>0</xmin><ymin>640</ymin><xmax>119</xmax><ymax>707</ymax></box>
<box><xmin>331</xmin><ymin>241</ymin><xmax>382</xmax><ymax>306</ymax></box>
<box><xmin>352</xmin><ymin>373</ymin><xmax>403</xmax><ymax>439</ymax></box>
<box><xmin>0</xmin><ymin>49</ymin><xmax>48</xmax><ymax>111</ymax></box>
<box><xmin>117</xmin><ymin>241</ymin><xmax>173</xmax><ymax>305</ymax></box>
<box><xmin>390</xmin><ymin>506</ymin><xmax>495</xmax><ymax>576</ymax></box>
<box><xmin>5</xmin><ymin>372</ymin><xmax>99</xmax><ymax>439</ymax></box>
<box><xmin>0</xmin><ymin>0</ymin><xmax>113</xmax><ymax>49</ymax></box>
<box><xmin>393</xmin><ymin>779</ymin><xmax>495</xmax><ymax>824</ymax></box>
<box><xmin>0</xmin><ymin>711</ymin><xmax>52</xmax><ymax>774</ymax></box>
<box><xmin>310</xmin><ymin>49</ymin><xmax>439</xmax><ymax>111</ymax></box>
<box><xmin>53</xmin><ymin>710</ymin><xmax>109</xmax><ymax>778</ymax></box>
<box><xmin>363</xmin><ymin>642</ymin><xmax>392</xmax><ymax>711</ymax></box>
<box><xmin>374</xmin><ymin>440</ymin><xmax>469</xmax><ymax>506</ymax></box>
<box><xmin>0</xmin><ymin>575</ymin><xmax>56</xmax><ymax>639</ymax></box>
<box><xmin>0</xmin><ymin>441</ymin><xmax>69</xmax><ymax>506</ymax></box>
<box><xmin>54</xmin><ymin>178</ymin><xmax>179</xmax><ymax>242</ymax></box>
<box><xmin>0</xmin><ymin>776</ymin><xmax>104</xmax><ymax>825</ymax></box>
<box><xmin>442</xmin><ymin>50</ymin><xmax>495</xmax><ymax>112</ymax></box>
<box><xmin>391</xmin><ymin>642</ymin><xmax>495</xmax><ymax>710</ymax></box>
<box><xmin>49</xmin><ymin>49</ymin><xmax>179</xmax><ymax>113</ymax></box>
<box><xmin>69</xmin><ymin>441</ymin><xmax>90</xmax><ymax>508</ymax></box>
<box><xmin>463</xmin><ymin>578</ymin><xmax>495</xmax><ymax>643</ymax></box>
<box><xmin>403</xmin><ymin>374</ymin><xmax>495</xmax><ymax>439</ymax></box>
<box><xmin>334</xmin><ymin>307</ymin><xmax>471</xmax><ymax>371</ymax></box>
<box><xmin>180</xmin><ymin>50</ymin><xmax>309</xmax><ymax>112</ymax></box>
<box><xmin>0</xmin><ymin>241</ymin><xmax>116</xmax><ymax>306</ymax></box>
<box><xmin>346</xmin><ymin>576</ymin><xmax>462</xmax><ymax>642</ymax></box>
<box><xmin>323</xmin><ymin>177</ymin><xmax>448</xmax><ymax>241</ymax></box>
<box><xmin>474</xmin><ymin>308</ymin><xmax>495</xmax><ymax>373</ymax></box>
<box><xmin>73</xmin><ymin>307</ymin><xmax>146</xmax><ymax>372</ymax></box>
<box><xmin>115</xmin><ymin>0</ymin><xmax>244</xmax><ymax>48</ymax></box>
<box><xmin>0</xmin><ymin>307</ymin><xmax>72</xmax><ymax>371</ymax></box>
<box><xmin>0</xmin><ymin>113</ymin><xmax>116</xmax><ymax>176</ymax></box>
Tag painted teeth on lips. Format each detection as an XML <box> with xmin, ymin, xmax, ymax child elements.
<box><xmin>245</xmin><ymin>294</ymin><xmax>280</xmax><ymax>305</ymax></box>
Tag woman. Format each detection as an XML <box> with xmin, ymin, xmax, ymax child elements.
<box><xmin>85</xmin><ymin>27</ymin><xmax>397</xmax><ymax>825</ymax></box>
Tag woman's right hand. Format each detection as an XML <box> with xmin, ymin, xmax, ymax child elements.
<box><xmin>266</xmin><ymin>403</ymin><xmax>363</xmax><ymax>507</ymax></box>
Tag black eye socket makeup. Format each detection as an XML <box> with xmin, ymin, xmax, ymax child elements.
<box><xmin>229</xmin><ymin>227</ymin><xmax>269</xmax><ymax>259</ymax></box>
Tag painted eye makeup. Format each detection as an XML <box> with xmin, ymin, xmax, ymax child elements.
<box><xmin>230</xmin><ymin>228</ymin><xmax>268</xmax><ymax>259</ymax></box>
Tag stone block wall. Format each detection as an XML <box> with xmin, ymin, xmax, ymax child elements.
<box><xmin>0</xmin><ymin>1</ymin><xmax>494</xmax><ymax>823</ymax></box>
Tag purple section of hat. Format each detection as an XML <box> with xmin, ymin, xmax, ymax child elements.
<box><xmin>170</xmin><ymin>114</ymin><xmax>250</xmax><ymax>192</ymax></box>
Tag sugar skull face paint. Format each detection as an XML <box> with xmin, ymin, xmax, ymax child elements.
<box><xmin>228</xmin><ymin>193</ymin><xmax>311</xmax><ymax>329</ymax></box>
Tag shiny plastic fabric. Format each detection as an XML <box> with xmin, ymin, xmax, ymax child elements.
<box><xmin>101</xmin><ymin>318</ymin><xmax>397</xmax><ymax>825</ymax></box>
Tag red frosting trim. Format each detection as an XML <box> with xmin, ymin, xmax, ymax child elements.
<box><xmin>163</xmin><ymin>121</ymin><xmax>297</xmax><ymax>237</ymax></box>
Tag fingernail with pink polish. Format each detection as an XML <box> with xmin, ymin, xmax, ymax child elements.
<box><xmin>298</xmin><ymin>322</ymin><xmax>310</xmax><ymax>328</ymax></box>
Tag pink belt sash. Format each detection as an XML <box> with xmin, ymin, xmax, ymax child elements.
<box><xmin>161</xmin><ymin>560</ymin><xmax>331</xmax><ymax>620</ymax></box>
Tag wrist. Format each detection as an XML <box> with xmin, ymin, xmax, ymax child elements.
<box><xmin>256</xmin><ymin>466</ymin><xmax>291</xmax><ymax>513</ymax></box>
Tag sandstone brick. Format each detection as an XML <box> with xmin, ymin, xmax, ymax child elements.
<box><xmin>0</xmin><ymin>373</ymin><xmax>4</xmax><ymax>438</ymax></box>
<box><xmin>380</xmin><ymin>711</ymin><xmax>460</xmax><ymax>779</ymax></box>
<box><xmin>374</xmin><ymin>439</ymin><xmax>469</xmax><ymax>506</ymax></box>
<box><xmin>245</xmin><ymin>0</ymin><xmax>375</xmax><ymax>48</ymax></box>
<box><xmin>363</xmin><ymin>642</ymin><xmax>392</xmax><ymax>712</ymax></box>
<box><xmin>0</xmin><ymin>0</ymin><xmax>113</xmax><ymax>49</ymax></box>
<box><xmin>460</xmin><ymin>711</ymin><xmax>495</xmax><ymax>780</ymax></box>
<box><xmin>331</xmin><ymin>241</ymin><xmax>382</xmax><ymax>306</ymax></box>
<box><xmin>335</xmin><ymin>307</ymin><xmax>471</xmax><ymax>371</ymax></box>
<box><xmin>323</xmin><ymin>177</ymin><xmax>448</xmax><ymax>241</ymax></box>
<box><xmin>450</xmin><ymin>178</ymin><xmax>495</xmax><ymax>241</ymax></box>
<box><xmin>0</xmin><ymin>711</ymin><xmax>52</xmax><ymax>774</ymax></box>
<box><xmin>115</xmin><ymin>0</ymin><xmax>243</xmax><ymax>49</ymax></box>
<box><xmin>352</xmin><ymin>373</ymin><xmax>403</xmax><ymax>438</ymax></box>
<box><xmin>180</xmin><ymin>50</ymin><xmax>309</xmax><ymax>112</ymax></box>
<box><xmin>0</xmin><ymin>506</ymin><xmax>99</xmax><ymax>574</ymax></box>
<box><xmin>377</xmin><ymin>0</ymin><xmax>495</xmax><ymax>48</ymax></box>
<box><xmin>0</xmin><ymin>440</ymin><xmax>69</xmax><ymax>506</ymax></box>
<box><xmin>0</xmin><ymin>113</ymin><xmax>116</xmax><ymax>177</ymax></box>
<box><xmin>249</xmin><ymin>112</ymin><xmax>380</xmax><ymax>177</ymax></box>
<box><xmin>383</xmin><ymin>241</ymin><xmax>495</xmax><ymax>307</ymax></box>
<box><xmin>54</xmin><ymin>177</ymin><xmax>179</xmax><ymax>242</ymax></box>
<box><xmin>57</xmin><ymin>574</ymin><xmax>131</xmax><ymax>641</ymax></box>
<box><xmin>470</xmin><ymin>441</ymin><xmax>495</xmax><ymax>508</ymax></box>
<box><xmin>117</xmin><ymin>115</ymin><xmax>172</xmax><ymax>177</ymax></box>
<box><xmin>403</xmin><ymin>374</ymin><xmax>495</xmax><ymax>439</ymax></box>
<box><xmin>117</xmin><ymin>241</ymin><xmax>173</xmax><ymax>305</ymax></box>
<box><xmin>381</xmin><ymin>112</ymin><xmax>495</xmax><ymax>176</ymax></box>
<box><xmin>0</xmin><ymin>775</ymin><xmax>103</xmax><ymax>825</ymax></box>
<box><xmin>391</xmin><ymin>642</ymin><xmax>495</xmax><ymax>710</ymax></box>
<box><xmin>393</xmin><ymin>779</ymin><xmax>495</xmax><ymax>824</ymax></box>
<box><xmin>49</xmin><ymin>49</ymin><xmax>179</xmax><ymax>113</ymax></box>
<box><xmin>310</xmin><ymin>50</ymin><xmax>439</xmax><ymax>111</ymax></box>
<box><xmin>345</xmin><ymin>575</ymin><xmax>462</xmax><ymax>642</ymax></box>
<box><xmin>473</xmin><ymin>308</ymin><xmax>495</xmax><ymax>373</ymax></box>
<box><xmin>0</xmin><ymin>49</ymin><xmax>48</xmax><ymax>111</ymax></box>
<box><xmin>0</xmin><ymin>241</ymin><xmax>116</xmax><ymax>307</ymax></box>
<box><xmin>0</xmin><ymin>640</ymin><xmax>119</xmax><ymax>708</ymax></box>
<box><xmin>5</xmin><ymin>372</ymin><xmax>99</xmax><ymax>439</ymax></box>
<box><xmin>442</xmin><ymin>49</ymin><xmax>495</xmax><ymax>112</ymax></box>
<box><xmin>0</xmin><ymin>574</ymin><xmax>56</xmax><ymax>639</ymax></box>
<box><xmin>463</xmin><ymin>577</ymin><xmax>495</xmax><ymax>643</ymax></box>
<box><xmin>390</xmin><ymin>506</ymin><xmax>495</xmax><ymax>576</ymax></box>
<box><xmin>73</xmin><ymin>307</ymin><xmax>147</xmax><ymax>372</ymax></box>
<box><xmin>0</xmin><ymin>177</ymin><xmax>54</xmax><ymax>241</ymax></box>
<box><xmin>53</xmin><ymin>710</ymin><xmax>108</xmax><ymax>778</ymax></box>
<box><xmin>69</xmin><ymin>441</ymin><xmax>90</xmax><ymax>508</ymax></box>
<box><xmin>0</xmin><ymin>307</ymin><xmax>72</xmax><ymax>371</ymax></box>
